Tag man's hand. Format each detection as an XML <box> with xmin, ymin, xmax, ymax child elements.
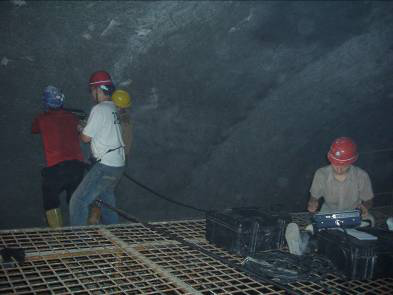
<box><xmin>358</xmin><ymin>199</ymin><xmax>372</xmax><ymax>218</ymax></box>
<box><xmin>358</xmin><ymin>203</ymin><xmax>369</xmax><ymax>218</ymax></box>
<box><xmin>77</xmin><ymin>119</ymin><xmax>87</xmax><ymax>133</ymax></box>
<box><xmin>80</xmin><ymin>133</ymin><xmax>91</xmax><ymax>143</ymax></box>
<box><xmin>307</xmin><ymin>197</ymin><xmax>319</xmax><ymax>213</ymax></box>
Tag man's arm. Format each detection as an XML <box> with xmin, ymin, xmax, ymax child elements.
<box><xmin>76</xmin><ymin>118</ymin><xmax>90</xmax><ymax>143</ymax></box>
<box><xmin>358</xmin><ymin>170</ymin><xmax>374</xmax><ymax>218</ymax></box>
<box><xmin>80</xmin><ymin>105</ymin><xmax>100</xmax><ymax>144</ymax></box>
<box><xmin>309</xmin><ymin>168</ymin><xmax>325</xmax><ymax>213</ymax></box>
<box><xmin>358</xmin><ymin>199</ymin><xmax>373</xmax><ymax>218</ymax></box>
<box><xmin>80</xmin><ymin>133</ymin><xmax>91</xmax><ymax>143</ymax></box>
<box><xmin>362</xmin><ymin>199</ymin><xmax>373</xmax><ymax>209</ymax></box>
<box><xmin>308</xmin><ymin>195</ymin><xmax>319</xmax><ymax>213</ymax></box>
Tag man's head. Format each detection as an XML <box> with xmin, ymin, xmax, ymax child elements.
<box><xmin>88</xmin><ymin>71</ymin><xmax>115</xmax><ymax>102</ymax></box>
<box><xmin>42</xmin><ymin>85</ymin><xmax>64</xmax><ymax>111</ymax></box>
<box><xmin>327</xmin><ymin>137</ymin><xmax>358</xmax><ymax>174</ymax></box>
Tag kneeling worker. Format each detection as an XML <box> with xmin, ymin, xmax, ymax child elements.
<box><xmin>286</xmin><ymin>137</ymin><xmax>375</xmax><ymax>255</ymax></box>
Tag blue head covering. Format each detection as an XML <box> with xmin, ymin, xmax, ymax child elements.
<box><xmin>42</xmin><ymin>85</ymin><xmax>64</xmax><ymax>110</ymax></box>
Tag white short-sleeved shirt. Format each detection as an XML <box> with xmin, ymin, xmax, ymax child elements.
<box><xmin>310</xmin><ymin>165</ymin><xmax>374</xmax><ymax>213</ymax></box>
<box><xmin>83</xmin><ymin>101</ymin><xmax>125</xmax><ymax>167</ymax></box>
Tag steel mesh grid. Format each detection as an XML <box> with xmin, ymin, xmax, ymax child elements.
<box><xmin>0</xmin><ymin>249</ymin><xmax>188</xmax><ymax>295</ymax></box>
<box><xmin>136</xmin><ymin>243</ymin><xmax>285</xmax><ymax>295</ymax></box>
<box><xmin>0</xmin><ymin>228</ymin><xmax>114</xmax><ymax>254</ymax></box>
<box><xmin>150</xmin><ymin>209</ymin><xmax>393</xmax><ymax>295</ymax></box>
<box><xmin>107</xmin><ymin>223</ymin><xmax>169</xmax><ymax>244</ymax></box>
<box><xmin>152</xmin><ymin>220</ymin><xmax>206</xmax><ymax>240</ymax></box>
<box><xmin>0</xmin><ymin>206</ymin><xmax>392</xmax><ymax>294</ymax></box>
<box><xmin>287</xmin><ymin>273</ymin><xmax>344</xmax><ymax>294</ymax></box>
<box><xmin>313</xmin><ymin>274</ymin><xmax>393</xmax><ymax>295</ymax></box>
<box><xmin>184</xmin><ymin>243</ymin><xmax>343</xmax><ymax>294</ymax></box>
<box><xmin>187</xmin><ymin>240</ymin><xmax>243</xmax><ymax>265</ymax></box>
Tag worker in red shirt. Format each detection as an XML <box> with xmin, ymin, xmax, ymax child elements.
<box><xmin>32</xmin><ymin>86</ymin><xmax>86</xmax><ymax>228</ymax></box>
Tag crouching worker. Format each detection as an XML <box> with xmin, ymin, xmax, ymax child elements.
<box><xmin>285</xmin><ymin>137</ymin><xmax>375</xmax><ymax>255</ymax></box>
<box><xmin>32</xmin><ymin>86</ymin><xmax>85</xmax><ymax>228</ymax></box>
<box><xmin>88</xmin><ymin>89</ymin><xmax>132</xmax><ymax>225</ymax></box>
<box><xmin>69</xmin><ymin>71</ymin><xmax>125</xmax><ymax>226</ymax></box>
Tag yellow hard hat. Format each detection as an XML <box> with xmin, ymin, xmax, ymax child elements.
<box><xmin>112</xmin><ymin>89</ymin><xmax>131</xmax><ymax>108</ymax></box>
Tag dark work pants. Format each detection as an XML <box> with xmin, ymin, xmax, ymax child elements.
<box><xmin>41</xmin><ymin>160</ymin><xmax>86</xmax><ymax>211</ymax></box>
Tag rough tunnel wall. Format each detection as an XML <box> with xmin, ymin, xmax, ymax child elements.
<box><xmin>0</xmin><ymin>1</ymin><xmax>392</xmax><ymax>228</ymax></box>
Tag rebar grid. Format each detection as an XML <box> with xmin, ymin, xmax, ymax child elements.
<box><xmin>1</xmin><ymin>206</ymin><xmax>392</xmax><ymax>294</ymax></box>
<box><xmin>315</xmin><ymin>274</ymin><xmax>393</xmax><ymax>295</ymax></box>
<box><xmin>186</xmin><ymin>241</ymin><xmax>342</xmax><ymax>294</ymax></box>
<box><xmin>0</xmin><ymin>249</ymin><xmax>188</xmax><ymax>295</ymax></box>
<box><xmin>107</xmin><ymin>223</ymin><xmax>169</xmax><ymax>244</ymax></box>
<box><xmin>136</xmin><ymin>243</ymin><xmax>285</xmax><ymax>295</ymax></box>
<box><xmin>186</xmin><ymin>240</ymin><xmax>243</xmax><ymax>265</ymax></box>
<box><xmin>151</xmin><ymin>220</ymin><xmax>206</xmax><ymax>240</ymax></box>
<box><xmin>0</xmin><ymin>227</ymin><xmax>114</xmax><ymax>254</ymax></box>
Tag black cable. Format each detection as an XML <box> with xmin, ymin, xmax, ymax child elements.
<box><xmin>122</xmin><ymin>172</ymin><xmax>207</xmax><ymax>213</ymax></box>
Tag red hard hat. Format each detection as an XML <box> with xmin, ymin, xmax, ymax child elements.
<box><xmin>88</xmin><ymin>71</ymin><xmax>113</xmax><ymax>87</ymax></box>
<box><xmin>327</xmin><ymin>137</ymin><xmax>358</xmax><ymax>166</ymax></box>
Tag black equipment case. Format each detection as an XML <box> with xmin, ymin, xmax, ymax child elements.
<box><xmin>206</xmin><ymin>207</ymin><xmax>289</xmax><ymax>256</ymax></box>
<box><xmin>316</xmin><ymin>229</ymin><xmax>379</xmax><ymax>280</ymax></box>
<box><xmin>312</xmin><ymin>210</ymin><xmax>361</xmax><ymax>230</ymax></box>
<box><xmin>357</xmin><ymin>228</ymin><xmax>393</xmax><ymax>278</ymax></box>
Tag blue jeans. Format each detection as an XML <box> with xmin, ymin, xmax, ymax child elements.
<box><xmin>69</xmin><ymin>163</ymin><xmax>124</xmax><ymax>226</ymax></box>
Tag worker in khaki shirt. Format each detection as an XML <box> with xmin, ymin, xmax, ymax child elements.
<box><xmin>88</xmin><ymin>89</ymin><xmax>132</xmax><ymax>225</ymax></box>
<box><xmin>308</xmin><ymin>137</ymin><xmax>374</xmax><ymax>217</ymax></box>
<box><xmin>286</xmin><ymin>137</ymin><xmax>375</xmax><ymax>255</ymax></box>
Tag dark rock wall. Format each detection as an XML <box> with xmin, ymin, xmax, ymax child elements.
<box><xmin>0</xmin><ymin>1</ymin><xmax>392</xmax><ymax>228</ymax></box>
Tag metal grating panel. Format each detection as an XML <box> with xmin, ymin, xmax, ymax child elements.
<box><xmin>152</xmin><ymin>220</ymin><xmax>206</xmax><ymax>240</ymax></box>
<box><xmin>136</xmin><ymin>243</ymin><xmax>285</xmax><ymax>295</ymax></box>
<box><xmin>0</xmin><ymin>249</ymin><xmax>188</xmax><ymax>295</ymax></box>
<box><xmin>0</xmin><ymin>228</ymin><xmax>114</xmax><ymax>254</ymax></box>
<box><xmin>1</xmin><ymin>206</ymin><xmax>392</xmax><ymax>294</ymax></box>
<box><xmin>108</xmin><ymin>223</ymin><xmax>169</xmax><ymax>245</ymax></box>
<box><xmin>187</xmin><ymin>240</ymin><xmax>243</xmax><ymax>265</ymax></box>
<box><xmin>314</xmin><ymin>274</ymin><xmax>393</xmax><ymax>294</ymax></box>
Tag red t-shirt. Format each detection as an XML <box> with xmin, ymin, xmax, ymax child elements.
<box><xmin>32</xmin><ymin>109</ymin><xmax>84</xmax><ymax>167</ymax></box>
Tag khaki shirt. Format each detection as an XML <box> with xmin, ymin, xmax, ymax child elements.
<box><xmin>119</xmin><ymin>111</ymin><xmax>132</xmax><ymax>157</ymax></box>
<box><xmin>310</xmin><ymin>165</ymin><xmax>374</xmax><ymax>213</ymax></box>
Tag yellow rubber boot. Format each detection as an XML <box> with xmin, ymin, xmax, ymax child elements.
<box><xmin>46</xmin><ymin>208</ymin><xmax>63</xmax><ymax>228</ymax></box>
<box><xmin>88</xmin><ymin>206</ymin><xmax>101</xmax><ymax>225</ymax></box>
